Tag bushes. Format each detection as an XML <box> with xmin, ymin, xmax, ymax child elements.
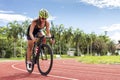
<box><xmin>5</xmin><ymin>50</ymin><xmax>12</xmax><ymax>58</ymax></box>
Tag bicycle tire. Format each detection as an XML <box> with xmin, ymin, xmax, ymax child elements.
<box><xmin>37</xmin><ymin>44</ymin><xmax>53</xmax><ymax>75</ymax></box>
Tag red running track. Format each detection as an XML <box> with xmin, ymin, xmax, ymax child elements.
<box><xmin>0</xmin><ymin>59</ymin><xmax>120</xmax><ymax>80</ymax></box>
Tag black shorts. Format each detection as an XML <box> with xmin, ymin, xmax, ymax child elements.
<box><xmin>27</xmin><ymin>31</ymin><xmax>44</xmax><ymax>40</ymax></box>
<box><xmin>27</xmin><ymin>36</ymin><xmax>32</xmax><ymax>40</ymax></box>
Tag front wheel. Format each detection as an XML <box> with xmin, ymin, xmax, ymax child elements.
<box><xmin>37</xmin><ymin>44</ymin><xmax>53</xmax><ymax>75</ymax></box>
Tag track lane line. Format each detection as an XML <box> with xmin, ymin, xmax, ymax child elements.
<box><xmin>11</xmin><ymin>63</ymin><xmax>78</xmax><ymax>80</ymax></box>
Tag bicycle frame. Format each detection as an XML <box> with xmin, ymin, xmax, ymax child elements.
<box><xmin>33</xmin><ymin>35</ymin><xmax>54</xmax><ymax>63</ymax></box>
<box><xmin>25</xmin><ymin>35</ymin><xmax>54</xmax><ymax>75</ymax></box>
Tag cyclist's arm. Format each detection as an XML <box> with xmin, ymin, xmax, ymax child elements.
<box><xmin>29</xmin><ymin>21</ymin><xmax>36</xmax><ymax>41</ymax></box>
<box><xmin>46</xmin><ymin>21</ymin><xmax>51</xmax><ymax>37</ymax></box>
<box><xmin>46</xmin><ymin>21</ymin><xmax>55</xmax><ymax>44</ymax></box>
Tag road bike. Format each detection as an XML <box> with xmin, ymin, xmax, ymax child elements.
<box><xmin>25</xmin><ymin>35</ymin><xmax>54</xmax><ymax>75</ymax></box>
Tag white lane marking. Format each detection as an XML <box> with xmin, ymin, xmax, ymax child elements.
<box><xmin>54</xmin><ymin>60</ymin><xmax>120</xmax><ymax>77</ymax></box>
<box><xmin>57</xmin><ymin>61</ymin><xmax>120</xmax><ymax>77</ymax></box>
<box><xmin>11</xmin><ymin>63</ymin><xmax>78</xmax><ymax>80</ymax></box>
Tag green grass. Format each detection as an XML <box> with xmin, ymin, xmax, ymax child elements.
<box><xmin>1</xmin><ymin>55</ymin><xmax>120</xmax><ymax>64</ymax></box>
<box><xmin>78</xmin><ymin>56</ymin><xmax>120</xmax><ymax>64</ymax></box>
<box><xmin>0</xmin><ymin>57</ymin><xmax>24</xmax><ymax>61</ymax></box>
<box><xmin>55</xmin><ymin>55</ymin><xmax>120</xmax><ymax>64</ymax></box>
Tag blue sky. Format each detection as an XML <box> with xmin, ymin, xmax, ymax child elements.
<box><xmin>0</xmin><ymin>0</ymin><xmax>120</xmax><ymax>43</ymax></box>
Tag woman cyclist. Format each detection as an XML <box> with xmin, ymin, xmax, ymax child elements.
<box><xmin>26</xmin><ymin>9</ymin><xmax>54</xmax><ymax>70</ymax></box>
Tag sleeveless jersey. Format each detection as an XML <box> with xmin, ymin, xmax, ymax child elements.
<box><xmin>27</xmin><ymin>19</ymin><xmax>46</xmax><ymax>37</ymax></box>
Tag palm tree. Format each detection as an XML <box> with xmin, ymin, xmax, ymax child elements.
<box><xmin>58</xmin><ymin>24</ymin><xmax>64</xmax><ymax>55</ymax></box>
<box><xmin>62</xmin><ymin>27</ymin><xmax>73</xmax><ymax>48</ymax></box>
<box><xmin>21</xmin><ymin>20</ymin><xmax>31</xmax><ymax>37</ymax></box>
<box><xmin>7</xmin><ymin>21</ymin><xmax>22</xmax><ymax>57</ymax></box>
<box><xmin>89</xmin><ymin>32</ymin><xmax>97</xmax><ymax>55</ymax></box>
<box><xmin>50</xmin><ymin>21</ymin><xmax>58</xmax><ymax>54</ymax></box>
<box><xmin>108</xmin><ymin>41</ymin><xmax>116</xmax><ymax>55</ymax></box>
<box><xmin>73</xmin><ymin>28</ymin><xmax>83</xmax><ymax>56</ymax></box>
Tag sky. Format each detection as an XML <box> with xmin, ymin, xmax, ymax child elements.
<box><xmin>0</xmin><ymin>0</ymin><xmax>120</xmax><ymax>43</ymax></box>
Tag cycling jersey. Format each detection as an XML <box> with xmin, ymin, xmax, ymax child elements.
<box><xmin>27</xmin><ymin>19</ymin><xmax>46</xmax><ymax>40</ymax></box>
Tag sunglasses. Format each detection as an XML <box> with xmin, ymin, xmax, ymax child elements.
<box><xmin>41</xmin><ymin>18</ymin><xmax>46</xmax><ymax>20</ymax></box>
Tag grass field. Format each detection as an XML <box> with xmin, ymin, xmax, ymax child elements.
<box><xmin>78</xmin><ymin>56</ymin><xmax>120</xmax><ymax>64</ymax></box>
<box><xmin>0</xmin><ymin>57</ymin><xmax>24</xmax><ymax>61</ymax></box>
<box><xmin>1</xmin><ymin>55</ymin><xmax>120</xmax><ymax>64</ymax></box>
<box><xmin>60</xmin><ymin>55</ymin><xmax>120</xmax><ymax>64</ymax></box>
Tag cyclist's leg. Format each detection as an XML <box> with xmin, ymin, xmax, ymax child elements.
<box><xmin>26</xmin><ymin>40</ymin><xmax>34</xmax><ymax>70</ymax></box>
<box><xmin>27</xmin><ymin>40</ymin><xmax>34</xmax><ymax>62</ymax></box>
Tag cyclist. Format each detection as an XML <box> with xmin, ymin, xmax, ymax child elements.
<box><xmin>26</xmin><ymin>9</ymin><xmax>54</xmax><ymax>70</ymax></box>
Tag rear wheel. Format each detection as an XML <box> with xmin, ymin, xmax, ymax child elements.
<box><xmin>37</xmin><ymin>44</ymin><xmax>53</xmax><ymax>75</ymax></box>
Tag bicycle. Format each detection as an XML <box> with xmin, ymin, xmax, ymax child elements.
<box><xmin>25</xmin><ymin>34</ymin><xmax>54</xmax><ymax>75</ymax></box>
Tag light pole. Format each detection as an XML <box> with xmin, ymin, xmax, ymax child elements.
<box><xmin>104</xmin><ymin>31</ymin><xmax>107</xmax><ymax>36</ymax></box>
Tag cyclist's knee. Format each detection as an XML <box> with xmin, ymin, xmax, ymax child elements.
<box><xmin>28</xmin><ymin>40</ymin><xmax>34</xmax><ymax>47</ymax></box>
<box><xmin>42</xmin><ymin>38</ymin><xmax>46</xmax><ymax>44</ymax></box>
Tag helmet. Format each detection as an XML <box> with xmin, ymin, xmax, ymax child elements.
<box><xmin>39</xmin><ymin>9</ymin><xmax>49</xmax><ymax>18</ymax></box>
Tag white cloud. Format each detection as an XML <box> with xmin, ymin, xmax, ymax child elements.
<box><xmin>0</xmin><ymin>10</ymin><xmax>14</xmax><ymax>13</ymax></box>
<box><xmin>0</xmin><ymin>13</ymin><xmax>33</xmax><ymax>26</ymax></box>
<box><xmin>80</xmin><ymin>0</ymin><xmax>120</xmax><ymax>8</ymax></box>
<box><xmin>110</xmin><ymin>32</ymin><xmax>120</xmax><ymax>43</ymax></box>
<box><xmin>0</xmin><ymin>10</ymin><xmax>56</xmax><ymax>26</ymax></box>
<box><xmin>0</xmin><ymin>10</ymin><xmax>33</xmax><ymax>25</ymax></box>
<box><xmin>100</xmin><ymin>24</ymin><xmax>120</xmax><ymax>43</ymax></box>
<box><xmin>0</xmin><ymin>13</ymin><xmax>33</xmax><ymax>22</ymax></box>
<box><xmin>48</xmin><ymin>16</ymin><xmax>56</xmax><ymax>21</ymax></box>
<box><xmin>100</xmin><ymin>24</ymin><xmax>120</xmax><ymax>31</ymax></box>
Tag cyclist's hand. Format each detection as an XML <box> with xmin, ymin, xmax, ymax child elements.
<box><xmin>32</xmin><ymin>38</ymin><xmax>37</xmax><ymax>43</ymax></box>
<box><xmin>50</xmin><ymin>39</ymin><xmax>55</xmax><ymax>44</ymax></box>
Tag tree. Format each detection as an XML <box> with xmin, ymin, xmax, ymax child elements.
<box><xmin>73</xmin><ymin>28</ymin><xmax>83</xmax><ymax>56</ymax></box>
<box><xmin>0</xmin><ymin>26</ymin><xmax>9</xmax><ymax>57</ymax></box>
<box><xmin>88</xmin><ymin>32</ymin><xmax>97</xmax><ymax>55</ymax></box>
<box><xmin>7</xmin><ymin>21</ymin><xmax>22</xmax><ymax>57</ymax></box>
<box><xmin>21</xmin><ymin>20</ymin><xmax>31</xmax><ymax>37</ymax></box>
<box><xmin>62</xmin><ymin>27</ymin><xmax>73</xmax><ymax>53</ymax></box>
<box><xmin>107</xmin><ymin>41</ymin><xmax>116</xmax><ymax>55</ymax></box>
